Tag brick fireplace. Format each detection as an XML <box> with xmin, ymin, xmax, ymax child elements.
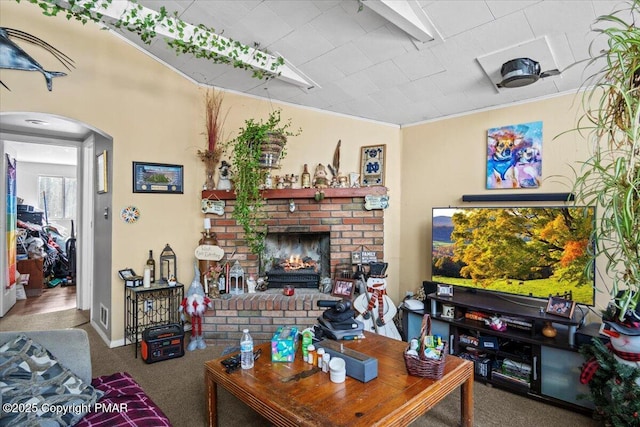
<box><xmin>201</xmin><ymin>187</ymin><xmax>386</xmax><ymax>345</ymax></box>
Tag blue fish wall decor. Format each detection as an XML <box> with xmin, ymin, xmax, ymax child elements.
<box><xmin>0</xmin><ymin>27</ymin><xmax>75</xmax><ymax>91</ymax></box>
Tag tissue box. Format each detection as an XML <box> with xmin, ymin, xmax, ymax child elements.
<box><xmin>271</xmin><ymin>326</ymin><xmax>299</xmax><ymax>362</ymax></box>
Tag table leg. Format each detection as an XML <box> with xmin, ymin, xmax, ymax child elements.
<box><xmin>460</xmin><ymin>373</ymin><xmax>474</xmax><ymax>427</ymax></box>
<box><xmin>206</xmin><ymin>371</ymin><xmax>218</xmax><ymax>427</ymax></box>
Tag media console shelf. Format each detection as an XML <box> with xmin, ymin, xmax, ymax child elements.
<box><xmin>416</xmin><ymin>291</ymin><xmax>593</xmax><ymax>414</ymax></box>
<box><xmin>428</xmin><ymin>291</ymin><xmax>584</xmax><ymax>347</ymax></box>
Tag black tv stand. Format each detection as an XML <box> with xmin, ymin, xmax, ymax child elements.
<box><xmin>416</xmin><ymin>290</ymin><xmax>593</xmax><ymax>414</ymax></box>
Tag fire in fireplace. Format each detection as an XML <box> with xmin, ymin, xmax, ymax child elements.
<box><xmin>262</xmin><ymin>231</ymin><xmax>330</xmax><ymax>289</ymax></box>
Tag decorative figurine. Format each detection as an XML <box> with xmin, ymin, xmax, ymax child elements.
<box><xmin>217</xmin><ymin>160</ymin><xmax>233</xmax><ymax>190</ymax></box>
<box><xmin>284</xmin><ymin>174</ymin><xmax>299</xmax><ymax>188</ymax></box>
<box><xmin>179</xmin><ymin>264</ymin><xmax>213</xmax><ymax>351</ymax></box>
<box><xmin>312</xmin><ymin>163</ymin><xmax>330</xmax><ymax>188</ymax></box>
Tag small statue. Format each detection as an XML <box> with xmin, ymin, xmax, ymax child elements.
<box><xmin>284</xmin><ymin>174</ymin><xmax>299</xmax><ymax>188</ymax></box>
<box><xmin>313</xmin><ymin>163</ymin><xmax>329</xmax><ymax>188</ymax></box>
<box><xmin>275</xmin><ymin>175</ymin><xmax>286</xmax><ymax>189</ymax></box>
<box><xmin>217</xmin><ymin>160</ymin><xmax>233</xmax><ymax>190</ymax></box>
<box><xmin>263</xmin><ymin>171</ymin><xmax>273</xmax><ymax>189</ymax></box>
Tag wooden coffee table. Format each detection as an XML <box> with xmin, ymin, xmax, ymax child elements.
<box><xmin>205</xmin><ymin>332</ymin><xmax>473</xmax><ymax>426</ymax></box>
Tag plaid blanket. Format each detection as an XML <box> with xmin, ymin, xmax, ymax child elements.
<box><xmin>76</xmin><ymin>372</ymin><xmax>171</xmax><ymax>427</ymax></box>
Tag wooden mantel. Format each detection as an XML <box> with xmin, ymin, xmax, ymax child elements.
<box><xmin>202</xmin><ymin>186</ymin><xmax>387</xmax><ymax>200</ymax></box>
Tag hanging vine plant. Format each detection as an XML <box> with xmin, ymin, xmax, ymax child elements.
<box><xmin>224</xmin><ymin>110</ymin><xmax>301</xmax><ymax>255</ymax></box>
<box><xmin>17</xmin><ymin>0</ymin><xmax>284</xmax><ymax>79</ymax></box>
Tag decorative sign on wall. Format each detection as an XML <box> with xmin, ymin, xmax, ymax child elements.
<box><xmin>194</xmin><ymin>245</ymin><xmax>224</xmax><ymax>261</ymax></box>
<box><xmin>360</xmin><ymin>251</ymin><xmax>377</xmax><ymax>264</ymax></box>
<box><xmin>360</xmin><ymin>144</ymin><xmax>385</xmax><ymax>186</ymax></box>
<box><xmin>486</xmin><ymin>121</ymin><xmax>542</xmax><ymax>189</ymax></box>
<box><xmin>364</xmin><ymin>194</ymin><xmax>389</xmax><ymax>210</ymax></box>
<box><xmin>201</xmin><ymin>199</ymin><xmax>225</xmax><ymax>215</ymax></box>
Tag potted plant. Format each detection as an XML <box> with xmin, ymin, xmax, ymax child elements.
<box><xmin>568</xmin><ymin>0</ymin><xmax>640</xmax><ymax>423</ymax></box>
<box><xmin>198</xmin><ymin>88</ymin><xmax>228</xmax><ymax>190</ymax></box>
<box><xmin>570</xmin><ymin>0</ymin><xmax>640</xmax><ymax>329</ymax></box>
<box><xmin>224</xmin><ymin>110</ymin><xmax>301</xmax><ymax>255</ymax></box>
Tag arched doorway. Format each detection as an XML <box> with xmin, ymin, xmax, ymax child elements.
<box><xmin>1</xmin><ymin>112</ymin><xmax>113</xmax><ymax>336</ymax></box>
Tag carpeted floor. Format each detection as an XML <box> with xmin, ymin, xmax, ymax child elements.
<box><xmin>0</xmin><ymin>309</ymin><xmax>602</xmax><ymax>427</ymax></box>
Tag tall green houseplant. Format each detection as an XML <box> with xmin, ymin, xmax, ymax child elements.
<box><xmin>226</xmin><ymin>110</ymin><xmax>301</xmax><ymax>255</ymax></box>
<box><xmin>571</xmin><ymin>0</ymin><xmax>640</xmax><ymax>325</ymax></box>
<box><xmin>569</xmin><ymin>2</ymin><xmax>640</xmax><ymax>425</ymax></box>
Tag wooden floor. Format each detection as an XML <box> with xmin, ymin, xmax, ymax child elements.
<box><xmin>8</xmin><ymin>285</ymin><xmax>77</xmax><ymax>316</ymax></box>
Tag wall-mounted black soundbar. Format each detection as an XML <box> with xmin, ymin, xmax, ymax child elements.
<box><xmin>461</xmin><ymin>193</ymin><xmax>575</xmax><ymax>202</ymax></box>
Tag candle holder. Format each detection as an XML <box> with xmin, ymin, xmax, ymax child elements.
<box><xmin>159</xmin><ymin>243</ymin><xmax>177</xmax><ymax>284</ymax></box>
<box><xmin>229</xmin><ymin>260</ymin><xmax>245</xmax><ymax>295</ymax></box>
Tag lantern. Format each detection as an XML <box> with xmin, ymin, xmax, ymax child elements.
<box><xmin>228</xmin><ymin>260</ymin><xmax>245</xmax><ymax>295</ymax></box>
<box><xmin>159</xmin><ymin>243</ymin><xmax>177</xmax><ymax>284</ymax></box>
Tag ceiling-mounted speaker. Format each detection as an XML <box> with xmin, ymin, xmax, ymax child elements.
<box><xmin>496</xmin><ymin>58</ymin><xmax>560</xmax><ymax>88</ymax></box>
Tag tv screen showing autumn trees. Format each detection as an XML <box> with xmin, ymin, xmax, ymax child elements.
<box><xmin>432</xmin><ymin>206</ymin><xmax>595</xmax><ymax>306</ymax></box>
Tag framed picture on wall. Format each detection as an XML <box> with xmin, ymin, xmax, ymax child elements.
<box><xmin>133</xmin><ymin>162</ymin><xmax>184</xmax><ymax>194</ymax></box>
<box><xmin>96</xmin><ymin>150</ymin><xmax>108</xmax><ymax>194</ymax></box>
<box><xmin>360</xmin><ymin>144</ymin><xmax>385</xmax><ymax>186</ymax></box>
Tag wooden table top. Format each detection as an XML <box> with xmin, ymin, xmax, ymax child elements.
<box><xmin>205</xmin><ymin>332</ymin><xmax>474</xmax><ymax>427</ymax></box>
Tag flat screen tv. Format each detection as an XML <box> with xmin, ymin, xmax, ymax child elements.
<box><xmin>431</xmin><ymin>206</ymin><xmax>596</xmax><ymax>306</ymax></box>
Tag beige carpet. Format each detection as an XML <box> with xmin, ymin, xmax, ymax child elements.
<box><xmin>0</xmin><ymin>309</ymin><xmax>602</xmax><ymax>427</ymax></box>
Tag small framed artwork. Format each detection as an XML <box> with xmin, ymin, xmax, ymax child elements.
<box><xmin>351</xmin><ymin>251</ymin><xmax>362</xmax><ymax>265</ymax></box>
<box><xmin>545</xmin><ymin>296</ymin><xmax>576</xmax><ymax>319</ymax></box>
<box><xmin>360</xmin><ymin>144</ymin><xmax>386</xmax><ymax>186</ymax></box>
<box><xmin>437</xmin><ymin>284</ymin><xmax>454</xmax><ymax>297</ymax></box>
<box><xmin>133</xmin><ymin>162</ymin><xmax>184</xmax><ymax>194</ymax></box>
<box><xmin>332</xmin><ymin>278</ymin><xmax>356</xmax><ymax>299</ymax></box>
<box><xmin>96</xmin><ymin>150</ymin><xmax>108</xmax><ymax>193</ymax></box>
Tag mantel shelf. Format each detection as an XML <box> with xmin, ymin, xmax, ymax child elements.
<box><xmin>202</xmin><ymin>186</ymin><xmax>387</xmax><ymax>200</ymax></box>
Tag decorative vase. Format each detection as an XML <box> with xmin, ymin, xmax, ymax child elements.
<box><xmin>542</xmin><ymin>321</ymin><xmax>557</xmax><ymax>338</ymax></box>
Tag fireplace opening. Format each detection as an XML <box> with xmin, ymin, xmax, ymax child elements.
<box><xmin>262</xmin><ymin>231</ymin><xmax>330</xmax><ymax>289</ymax></box>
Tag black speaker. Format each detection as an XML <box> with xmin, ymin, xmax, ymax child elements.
<box><xmin>422</xmin><ymin>280</ymin><xmax>438</xmax><ymax>297</ymax></box>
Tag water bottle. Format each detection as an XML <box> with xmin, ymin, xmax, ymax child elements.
<box><xmin>240</xmin><ymin>329</ymin><xmax>254</xmax><ymax>369</ymax></box>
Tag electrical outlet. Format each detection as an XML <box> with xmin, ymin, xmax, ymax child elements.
<box><xmin>145</xmin><ymin>300</ymin><xmax>153</xmax><ymax>312</ymax></box>
<box><xmin>405</xmin><ymin>291</ymin><xmax>414</xmax><ymax>298</ymax></box>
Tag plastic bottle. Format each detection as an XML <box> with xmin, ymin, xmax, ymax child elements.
<box><xmin>301</xmin><ymin>328</ymin><xmax>314</xmax><ymax>360</ymax></box>
<box><xmin>307</xmin><ymin>344</ymin><xmax>317</xmax><ymax>365</ymax></box>
<box><xmin>240</xmin><ymin>329</ymin><xmax>254</xmax><ymax>369</ymax></box>
<box><xmin>316</xmin><ymin>348</ymin><xmax>325</xmax><ymax>368</ymax></box>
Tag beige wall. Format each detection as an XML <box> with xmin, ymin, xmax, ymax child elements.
<box><xmin>399</xmin><ymin>94</ymin><xmax>609</xmax><ymax>314</ymax></box>
<box><xmin>0</xmin><ymin>2</ymin><xmax>401</xmax><ymax>343</ymax></box>
<box><xmin>2</xmin><ymin>1</ymin><xmax>605</xmax><ymax>342</ymax></box>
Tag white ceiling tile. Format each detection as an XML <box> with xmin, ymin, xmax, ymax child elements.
<box><xmin>422</xmin><ymin>1</ymin><xmax>494</xmax><ymax>38</ymax></box>
<box><xmin>323</xmin><ymin>45</ymin><xmax>374</xmax><ymax>76</ymax></box>
<box><xmin>485</xmin><ymin>1</ymin><xmax>538</xmax><ymax>18</ymax></box>
<box><xmin>355</xmin><ymin>26</ymin><xmax>413</xmax><ymax>64</ymax></box>
<box><xmin>524</xmin><ymin>1</ymin><xmax>597</xmax><ymax>37</ymax></box>
<box><xmin>275</xmin><ymin>24</ymin><xmax>335</xmax><ymax>64</ymax></box>
<box><xmin>333</xmin><ymin>73</ymin><xmax>379</xmax><ymax>100</ymax></box>
<box><xmin>393</xmin><ymin>49</ymin><xmax>445</xmax><ymax>81</ymax></box>
<box><xmin>309</xmin><ymin>3</ymin><xmax>367</xmax><ymax>47</ymax></box>
<box><xmin>360</xmin><ymin>60</ymin><xmax>411</xmax><ymax>89</ymax></box>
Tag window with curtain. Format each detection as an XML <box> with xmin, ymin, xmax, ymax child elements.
<box><xmin>38</xmin><ymin>176</ymin><xmax>76</xmax><ymax>220</ymax></box>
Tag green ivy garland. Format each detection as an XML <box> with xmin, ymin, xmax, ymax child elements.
<box><xmin>17</xmin><ymin>0</ymin><xmax>284</xmax><ymax>79</ymax></box>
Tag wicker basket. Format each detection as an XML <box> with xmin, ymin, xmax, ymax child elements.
<box><xmin>404</xmin><ymin>314</ymin><xmax>448</xmax><ymax>379</ymax></box>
